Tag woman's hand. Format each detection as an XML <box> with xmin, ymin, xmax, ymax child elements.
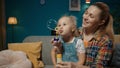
<box><xmin>56</xmin><ymin>62</ymin><xmax>90</xmax><ymax>68</ymax></box>
<box><xmin>56</xmin><ymin>62</ymin><xmax>74</xmax><ymax>68</ymax></box>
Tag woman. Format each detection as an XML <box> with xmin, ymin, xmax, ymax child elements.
<box><xmin>56</xmin><ymin>2</ymin><xmax>114</xmax><ymax>68</ymax></box>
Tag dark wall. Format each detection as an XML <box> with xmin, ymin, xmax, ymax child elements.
<box><xmin>5</xmin><ymin>0</ymin><xmax>120</xmax><ymax>43</ymax></box>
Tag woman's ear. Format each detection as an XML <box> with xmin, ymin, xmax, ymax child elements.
<box><xmin>99</xmin><ymin>20</ymin><xmax>105</xmax><ymax>26</ymax></box>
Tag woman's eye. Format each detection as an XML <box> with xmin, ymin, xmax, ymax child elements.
<box><xmin>90</xmin><ymin>16</ymin><xmax>94</xmax><ymax>18</ymax></box>
<box><xmin>90</xmin><ymin>14</ymin><xmax>94</xmax><ymax>18</ymax></box>
<box><xmin>84</xmin><ymin>11</ymin><xmax>88</xmax><ymax>15</ymax></box>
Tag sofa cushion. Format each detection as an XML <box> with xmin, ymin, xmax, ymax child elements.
<box><xmin>44</xmin><ymin>65</ymin><xmax>54</xmax><ymax>68</ymax></box>
<box><xmin>8</xmin><ymin>42</ymin><xmax>44</xmax><ymax>68</ymax></box>
<box><xmin>23</xmin><ymin>36</ymin><xmax>55</xmax><ymax>65</ymax></box>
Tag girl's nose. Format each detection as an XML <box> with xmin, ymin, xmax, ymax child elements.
<box><xmin>59</xmin><ymin>26</ymin><xmax>63</xmax><ymax>29</ymax></box>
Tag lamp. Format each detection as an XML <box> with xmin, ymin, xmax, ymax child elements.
<box><xmin>86</xmin><ymin>0</ymin><xmax>90</xmax><ymax>3</ymax></box>
<box><xmin>8</xmin><ymin>17</ymin><xmax>17</xmax><ymax>42</ymax></box>
<box><xmin>8</xmin><ymin>17</ymin><xmax>17</xmax><ymax>24</ymax></box>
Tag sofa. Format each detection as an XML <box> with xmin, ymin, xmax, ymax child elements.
<box><xmin>6</xmin><ymin>35</ymin><xmax>120</xmax><ymax>68</ymax></box>
<box><xmin>7</xmin><ymin>36</ymin><xmax>55</xmax><ymax>68</ymax></box>
<box><xmin>110</xmin><ymin>35</ymin><xmax>120</xmax><ymax>68</ymax></box>
<box><xmin>23</xmin><ymin>35</ymin><xmax>120</xmax><ymax>68</ymax></box>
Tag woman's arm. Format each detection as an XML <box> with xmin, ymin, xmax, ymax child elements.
<box><xmin>56</xmin><ymin>62</ymin><xmax>90</xmax><ymax>68</ymax></box>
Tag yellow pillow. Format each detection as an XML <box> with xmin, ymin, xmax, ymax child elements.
<box><xmin>8</xmin><ymin>42</ymin><xmax>44</xmax><ymax>68</ymax></box>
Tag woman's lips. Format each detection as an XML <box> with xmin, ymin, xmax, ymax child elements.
<box><xmin>83</xmin><ymin>20</ymin><xmax>89</xmax><ymax>25</ymax></box>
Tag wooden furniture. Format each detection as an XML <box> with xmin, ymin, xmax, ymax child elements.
<box><xmin>0</xmin><ymin>0</ymin><xmax>6</xmax><ymax>51</ymax></box>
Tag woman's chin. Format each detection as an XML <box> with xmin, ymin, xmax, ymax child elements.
<box><xmin>82</xmin><ymin>24</ymin><xmax>89</xmax><ymax>28</ymax></box>
<box><xmin>82</xmin><ymin>25</ymin><xmax>86</xmax><ymax>28</ymax></box>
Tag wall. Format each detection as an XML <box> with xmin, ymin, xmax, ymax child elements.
<box><xmin>5</xmin><ymin>0</ymin><xmax>120</xmax><ymax>43</ymax></box>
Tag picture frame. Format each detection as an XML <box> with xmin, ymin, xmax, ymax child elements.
<box><xmin>69</xmin><ymin>0</ymin><xmax>80</xmax><ymax>11</ymax></box>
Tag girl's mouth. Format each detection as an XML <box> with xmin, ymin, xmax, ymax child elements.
<box><xmin>59</xmin><ymin>30</ymin><xmax>63</xmax><ymax>33</ymax></box>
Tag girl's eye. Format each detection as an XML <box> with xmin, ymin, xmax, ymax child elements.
<box><xmin>57</xmin><ymin>25</ymin><xmax>61</xmax><ymax>27</ymax></box>
<box><xmin>63</xmin><ymin>23</ymin><xmax>66</xmax><ymax>26</ymax></box>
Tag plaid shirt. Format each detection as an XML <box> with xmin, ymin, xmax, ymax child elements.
<box><xmin>80</xmin><ymin>33</ymin><xmax>113</xmax><ymax>68</ymax></box>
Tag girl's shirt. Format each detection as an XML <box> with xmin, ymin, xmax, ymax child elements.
<box><xmin>80</xmin><ymin>33</ymin><xmax>113</xmax><ymax>68</ymax></box>
<box><xmin>61</xmin><ymin>37</ymin><xmax>85</xmax><ymax>62</ymax></box>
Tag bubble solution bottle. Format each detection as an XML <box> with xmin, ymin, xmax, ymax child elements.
<box><xmin>56</xmin><ymin>49</ymin><xmax>62</xmax><ymax>63</ymax></box>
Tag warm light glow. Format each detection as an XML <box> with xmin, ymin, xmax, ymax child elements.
<box><xmin>8</xmin><ymin>17</ymin><xmax>17</xmax><ymax>24</ymax></box>
<box><xmin>86</xmin><ymin>0</ymin><xmax>90</xmax><ymax>3</ymax></box>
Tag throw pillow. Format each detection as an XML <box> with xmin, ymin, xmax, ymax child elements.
<box><xmin>8</xmin><ymin>42</ymin><xmax>44</xmax><ymax>68</ymax></box>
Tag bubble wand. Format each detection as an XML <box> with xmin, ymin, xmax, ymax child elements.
<box><xmin>54</xmin><ymin>27</ymin><xmax>59</xmax><ymax>41</ymax></box>
<box><xmin>47</xmin><ymin>19</ymin><xmax>60</xmax><ymax>41</ymax></box>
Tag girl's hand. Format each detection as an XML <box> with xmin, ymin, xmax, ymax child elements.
<box><xmin>51</xmin><ymin>38</ymin><xmax>62</xmax><ymax>47</ymax></box>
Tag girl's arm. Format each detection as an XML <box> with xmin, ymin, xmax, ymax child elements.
<box><xmin>51</xmin><ymin>48</ymin><xmax>57</xmax><ymax>66</ymax></box>
<box><xmin>77</xmin><ymin>53</ymin><xmax>85</xmax><ymax>65</ymax></box>
<box><xmin>76</xmin><ymin>39</ymin><xmax>86</xmax><ymax>65</ymax></box>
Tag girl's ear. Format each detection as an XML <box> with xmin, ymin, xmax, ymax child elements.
<box><xmin>72</xmin><ymin>26</ymin><xmax>76</xmax><ymax>32</ymax></box>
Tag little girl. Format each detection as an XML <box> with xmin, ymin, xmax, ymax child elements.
<box><xmin>51</xmin><ymin>15</ymin><xmax>85</xmax><ymax>67</ymax></box>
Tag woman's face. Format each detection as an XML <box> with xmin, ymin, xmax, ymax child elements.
<box><xmin>82</xmin><ymin>5</ymin><xmax>102</xmax><ymax>30</ymax></box>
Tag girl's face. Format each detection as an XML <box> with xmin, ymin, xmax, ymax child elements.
<box><xmin>57</xmin><ymin>17</ymin><xmax>73</xmax><ymax>36</ymax></box>
<box><xmin>82</xmin><ymin>5</ymin><xmax>102</xmax><ymax>30</ymax></box>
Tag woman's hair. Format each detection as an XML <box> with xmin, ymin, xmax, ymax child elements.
<box><xmin>92</xmin><ymin>2</ymin><xmax>114</xmax><ymax>42</ymax></box>
<box><xmin>92</xmin><ymin>2</ymin><xmax>110</xmax><ymax>28</ymax></box>
<box><xmin>106</xmin><ymin>15</ymin><xmax>114</xmax><ymax>44</ymax></box>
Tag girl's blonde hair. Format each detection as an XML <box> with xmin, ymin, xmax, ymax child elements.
<box><xmin>59</xmin><ymin>15</ymin><xmax>79</xmax><ymax>36</ymax></box>
<box><xmin>59</xmin><ymin>15</ymin><xmax>77</xmax><ymax>25</ymax></box>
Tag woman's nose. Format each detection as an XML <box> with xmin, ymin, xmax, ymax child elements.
<box><xmin>83</xmin><ymin>15</ymin><xmax>89</xmax><ymax>21</ymax></box>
